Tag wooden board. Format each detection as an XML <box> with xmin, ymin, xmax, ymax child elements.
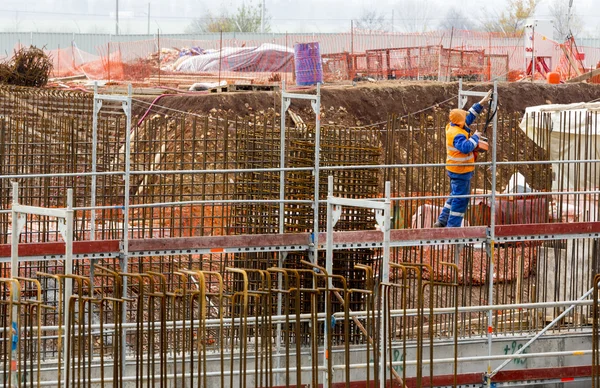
<box><xmin>566</xmin><ymin>67</ymin><xmax>600</xmax><ymax>83</ymax></box>
<box><xmin>102</xmin><ymin>86</ymin><xmax>171</xmax><ymax>95</ymax></box>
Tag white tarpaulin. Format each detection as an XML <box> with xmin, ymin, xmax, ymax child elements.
<box><xmin>519</xmin><ymin>102</ymin><xmax>600</xmax><ymax>190</ymax></box>
<box><xmin>175</xmin><ymin>43</ymin><xmax>294</xmax><ymax>73</ymax></box>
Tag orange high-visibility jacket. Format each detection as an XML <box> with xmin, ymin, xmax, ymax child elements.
<box><xmin>445</xmin><ymin>103</ymin><xmax>483</xmax><ymax>174</ymax></box>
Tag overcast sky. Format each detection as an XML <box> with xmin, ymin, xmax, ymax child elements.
<box><xmin>0</xmin><ymin>0</ymin><xmax>598</xmax><ymax>35</ymax></box>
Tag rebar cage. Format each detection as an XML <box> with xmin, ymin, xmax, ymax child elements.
<box><xmin>1</xmin><ymin>85</ymin><xmax>600</xmax><ymax>387</ymax></box>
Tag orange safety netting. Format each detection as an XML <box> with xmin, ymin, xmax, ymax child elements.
<box><xmin>15</xmin><ymin>44</ymin><xmax>125</xmax><ymax>81</ymax></box>
<box><xmin>91</xmin><ymin>31</ymin><xmax>531</xmax><ymax>84</ymax></box>
<box><xmin>554</xmin><ymin>36</ymin><xmax>593</xmax><ymax>82</ymax></box>
<box><xmin>8</xmin><ymin>30</ymin><xmax>599</xmax><ymax>85</ymax></box>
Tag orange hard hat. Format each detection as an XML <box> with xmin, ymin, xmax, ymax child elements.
<box><xmin>449</xmin><ymin>109</ymin><xmax>467</xmax><ymax>127</ymax></box>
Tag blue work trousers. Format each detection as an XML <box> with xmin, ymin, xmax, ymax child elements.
<box><xmin>437</xmin><ymin>172</ymin><xmax>472</xmax><ymax>227</ymax></box>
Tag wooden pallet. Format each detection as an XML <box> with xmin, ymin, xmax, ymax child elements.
<box><xmin>208</xmin><ymin>85</ymin><xmax>229</xmax><ymax>93</ymax></box>
<box><xmin>228</xmin><ymin>84</ymin><xmax>280</xmax><ymax>92</ymax></box>
<box><xmin>208</xmin><ymin>84</ymin><xmax>279</xmax><ymax>93</ymax></box>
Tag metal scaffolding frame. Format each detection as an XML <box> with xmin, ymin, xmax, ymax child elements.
<box><xmin>279</xmin><ymin>80</ymin><xmax>322</xmax><ymax>263</ymax></box>
<box><xmin>90</xmin><ymin>84</ymin><xmax>133</xmax><ymax>379</ymax></box>
<box><xmin>11</xmin><ymin>182</ymin><xmax>74</xmax><ymax>388</ymax></box>
<box><xmin>459</xmin><ymin>79</ymin><xmax>500</xmax><ymax>383</ymax></box>
<box><xmin>3</xmin><ymin>81</ymin><xmax>600</xmax><ymax>387</ymax></box>
<box><xmin>325</xmin><ymin>175</ymin><xmax>392</xmax><ymax>388</ymax></box>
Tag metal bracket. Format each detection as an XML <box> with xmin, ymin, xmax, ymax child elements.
<box><xmin>375</xmin><ymin>209</ymin><xmax>385</xmax><ymax>230</ymax></box>
<box><xmin>490</xmin><ymin>93</ymin><xmax>498</xmax><ymax>115</ymax></box>
<box><xmin>485</xmin><ymin>241</ymin><xmax>492</xmax><ymax>258</ymax></box>
<box><xmin>94</xmin><ymin>99</ymin><xmax>103</xmax><ymax>114</ymax></box>
<box><xmin>15</xmin><ymin>213</ymin><xmax>26</xmax><ymax>236</ymax></box>
<box><xmin>459</xmin><ymin>95</ymin><xmax>468</xmax><ymax>109</ymax></box>
<box><xmin>482</xmin><ymin>373</ymin><xmax>491</xmax><ymax>386</ymax></box>
<box><xmin>453</xmin><ymin>243</ymin><xmax>464</xmax><ymax>264</ymax></box>
<box><xmin>57</xmin><ymin>218</ymin><xmax>68</xmax><ymax>242</ymax></box>
<box><xmin>311</xmin><ymin>99</ymin><xmax>319</xmax><ymax>115</ymax></box>
<box><xmin>278</xmin><ymin>251</ymin><xmax>289</xmax><ymax>267</ymax></box>
<box><xmin>308</xmin><ymin>246</ymin><xmax>316</xmax><ymax>263</ymax></box>
<box><xmin>332</xmin><ymin>205</ymin><xmax>342</xmax><ymax>228</ymax></box>
<box><xmin>283</xmin><ymin>97</ymin><xmax>291</xmax><ymax>113</ymax></box>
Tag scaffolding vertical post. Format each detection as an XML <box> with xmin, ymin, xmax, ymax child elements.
<box><xmin>326</xmin><ymin>176</ymin><xmax>335</xmax><ymax>283</ymax></box>
<box><xmin>90</xmin><ymin>82</ymin><xmax>101</xmax><ymax>292</ymax></box>
<box><xmin>379</xmin><ymin>181</ymin><xmax>391</xmax><ymax>388</ymax></box>
<box><xmin>279</xmin><ymin>79</ymin><xmax>290</xmax><ymax>237</ymax></box>
<box><xmin>382</xmin><ymin>182</ymin><xmax>391</xmax><ymax>284</ymax></box>
<box><xmin>312</xmin><ymin>83</ymin><xmax>322</xmax><ymax>263</ymax></box>
<box><xmin>486</xmin><ymin>81</ymin><xmax>499</xmax><ymax>386</ymax></box>
<box><xmin>324</xmin><ymin>175</ymin><xmax>335</xmax><ymax>387</ymax></box>
<box><xmin>275</xmin><ymin>79</ymin><xmax>291</xmax><ymax>387</ymax></box>
<box><xmin>457</xmin><ymin>78</ymin><xmax>468</xmax><ymax>109</ymax></box>
<box><xmin>121</xmin><ymin>84</ymin><xmax>132</xmax><ymax>268</ymax></box>
<box><xmin>64</xmin><ymin>189</ymin><xmax>74</xmax><ymax>388</ymax></box>
<box><xmin>120</xmin><ymin>84</ymin><xmax>133</xmax><ymax>378</ymax></box>
<box><xmin>10</xmin><ymin>182</ymin><xmax>19</xmax><ymax>278</ymax></box>
<box><xmin>64</xmin><ymin>187</ymin><xmax>74</xmax><ymax>300</ymax></box>
<box><xmin>10</xmin><ymin>182</ymin><xmax>20</xmax><ymax>388</ymax></box>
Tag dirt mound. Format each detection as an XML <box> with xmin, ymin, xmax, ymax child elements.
<box><xmin>131</xmin><ymin>81</ymin><xmax>600</xmax><ymax>125</ymax></box>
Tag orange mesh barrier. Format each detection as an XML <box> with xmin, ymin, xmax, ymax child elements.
<box><xmin>364</xmin><ymin>46</ymin><xmax>488</xmax><ymax>81</ymax></box>
<box><xmin>94</xmin><ymin>31</ymin><xmax>527</xmax><ymax>85</ymax></box>
<box><xmin>554</xmin><ymin>37</ymin><xmax>586</xmax><ymax>81</ymax></box>
<box><xmin>8</xmin><ymin>30</ymin><xmax>600</xmax><ymax>85</ymax></box>
<box><xmin>322</xmin><ymin>52</ymin><xmax>352</xmax><ymax>82</ymax></box>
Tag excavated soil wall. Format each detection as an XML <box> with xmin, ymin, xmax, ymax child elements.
<box><xmin>132</xmin><ymin>81</ymin><xmax>600</xmax><ymax>127</ymax></box>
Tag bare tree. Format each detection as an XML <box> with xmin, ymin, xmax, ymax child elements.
<box><xmin>549</xmin><ymin>0</ymin><xmax>583</xmax><ymax>40</ymax></box>
<box><xmin>355</xmin><ymin>9</ymin><xmax>387</xmax><ymax>32</ymax></box>
<box><xmin>394</xmin><ymin>0</ymin><xmax>433</xmax><ymax>33</ymax></box>
<box><xmin>438</xmin><ymin>7</ymin><xmax>476</xmax><ymax>31</ymax></box>
<box><xmin>185</xmin><ymin>19</ymin><xmax>207</xmax><ymax>34</ymax></box>
<box><xmin>185</xmin><ymin>10</ymin><xmax>233</xmax><ymax>33</ymax></box>
<box><xmin>482</xmin><ymin>0</ymin><xmax>538</xmax><ymax>34</ymax></box>
<box><xmin>233</xmin><ymin>2</ymin><xmax>270</xmax><ymax>32</ymax></box>
<box><xmin>185</xmin><ymin>1</ymin><xmax>270</xmax><ymax>33</ymax></box>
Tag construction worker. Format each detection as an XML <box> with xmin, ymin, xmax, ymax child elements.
<box><xmin>434</xmin><ymin>90</ymin><xmax>493</xmax><ymax>228</ymax></box>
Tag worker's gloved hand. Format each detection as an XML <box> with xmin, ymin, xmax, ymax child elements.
<box><xmin>473</xmin><ymin>130</ymin><xmax>482</xmax><ymax>140</ymax></box>
<box><xmin>479</xmin><ymin>90</ymin><xmax>493</xmax><ymax>105</ymax></box>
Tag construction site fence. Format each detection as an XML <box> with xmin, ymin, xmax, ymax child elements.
<box><xmin>1</xmin><ymin>85</ymin><xmax>600</xmax><ymax>385</ymax></box>
<box><xmin>8</xmin><ymin>30</ymin><xmax>600</xmax><ymax>84</ymax></box>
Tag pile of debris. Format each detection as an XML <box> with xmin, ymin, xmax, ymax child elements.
<box><xmin>0</xmin><ymin>46</ymin><xmax>53</xmax><ymax>87</ymax></box>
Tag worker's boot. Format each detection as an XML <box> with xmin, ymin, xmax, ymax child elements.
<box><xmin>433</xmin><ymin>221</ymin><xmax>445</xmax><ymax>228</ymax></box>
